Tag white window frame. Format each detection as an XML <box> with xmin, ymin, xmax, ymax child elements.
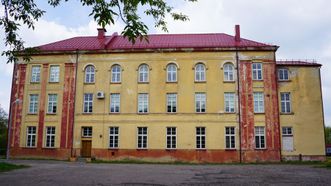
<box><xmin>196</xmin><ymin>127</ymin><xmax>206</xmax><ymax>149</ymax></box>
<box><xmin>282</xmin><ymin>127</ymin><xmax>293</xmax><ymax>136</ymax></box>
<box><xmin>49</xmin><ymin>65</ymin><xmax>60</xmax><ymax>82</ymax></box>
<box><xmin>195</xmin><ymin>63</ymin><xmax>206</xmax><ymax>82</ymax></box>
<box><xmin>137</xmin><ymin>127</ymin><xmax>148</xmax><ymax>149</ymax></box>
<box><xmin>255</xmin><ymin>126</ymin><xmax>266</xmax><ymax>149</ymax></box>
<box><xmin>111</xmin><ymin>65</ymin><xmax>121</xmax><ymax>83</ymax></box>
<box><xmin>109</xmin><ymin>127</ymin><xmax>119</xmax><ymax>148</ymax></box>
<box><xmin>195</xmin><ymin>93</ymin><xmax>206</xmax><ymax>113</ymax></box>
<box><xmin>166</xmin><ymin>64</ymin><xmax>177</xmax><ymax>82</ymax></box>
<box><xmin>224</xmin><ymin>92</ymin><xmax>235</xmax><ymax>113</ymax></box>
<box><xmin>166</xmin><ymin>93</ymin><xmax>177</xmax><ymax>113</ymax></box>
<box><xmin>138</xmin><ymin>93</ymin><xmax>149</xmax><ymax>113</ymax></box>
<box><xmin>110</xmin><ymin>93</ymin><xmax>120</xmax><ymax>113</ymax></box>
<box><xmin>138</xmin><ymin>64</ymin><xmax>149</xmax><ymax>83</ymax></box>
<box><xmin>45</xmin><ymin>126</ymin><xmax>56</xmax><ymax>148</ymax></box>
<box><xmin>26</xmin><ymin>126</ymin><xmax>36</xmax><ymax>147</ymax></box>
<box><xmin>83</xmin><ymin>93</ymin><xmax>93</xmax><ymax>113</ymax></box>
<box><xmin>278</xmin><ymin>68</ymin><xmax>289</xmax><ymax>81</ymax></box>
<box><xmin>47</xmin><ymin>94</ymin><xmax>57</xmax><ymax>114</ymax></box>
<box><xmin>31</xmin><ymin>66</ymin><xmax>41</xmax><ymax>83</ymax></box>
<box><xmin>280</xmin><ymin>92</ymin><xmax>291</xmax><ymax>113</ymax></box>
<box><xmin>252</xmin><ymin>63</ymin><xmax>263</xmax><ymax>80</ymax></box>
<box><xmin>223</xmin><ymin>63</ymin><xmax>234</xmax><ymax>81</ymax></box>
<box><xmin>29</xmin><ymin>94</ymin><xmax>39</xmax><ymax>114</ymax></box>
<box><xmin>225</xmin><ymin>127</ymin><xmax>235</xmax><ymax>149</ymax></box>
<box><xmin>253</xmin><ymin>92</ymin><xmax>264</xmax><ymax>113</ymax></box>
<box><xmin>84</xmin><ymin>65</ymin><xmax>95</xmax><ymax>83</ymax></box>
<box><xmin>166</xmin><ymin>127</ymin><xmax>177</xmax><ymax>149</ymax></box>
<box><xmin>82</xmin><ymin>127</ymin><xmax>92</xmax><ymax>138</ymax></box>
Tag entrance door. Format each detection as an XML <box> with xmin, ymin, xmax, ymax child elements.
<box><xmin>81</xmin><ymin>140</ymin><xmax>92</xmax><ymax>157</ymax></box>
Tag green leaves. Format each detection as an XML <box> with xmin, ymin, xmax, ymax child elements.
<box><xmin>0</xmin><ymin>0</ymin><xmax>196</xmax><ymax>63</ymax></box>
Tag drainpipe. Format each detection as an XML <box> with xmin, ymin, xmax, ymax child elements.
<box><xmin>71</xmin><ymin>49</ymin><xmax>79</xmax><ymax>158</ymax></box>
<box><xmin>236</xmin><ymin>51</ymin><xmax>242</xmax><ymax>163</ymax></box>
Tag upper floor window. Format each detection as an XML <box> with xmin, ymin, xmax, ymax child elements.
<box><xmin>253</xmin><ymin>92</ymin><xmax>264</xmax><ymax>113</ymax></box>
<box><xmin>85</xmin><ymin>65</ymin><xmax>95</xmax><ymax>83</ymax></box>
<box><xmin>138</xmin><ymin>93</ymin><xmax>149</xmax><ymax>113</ymax></box>
<box><xmin>195</xmin><ymin>63</ymin><xmax>206</xmax><ymax>82</ymax></box>
<box><xmin>278</xmin><ymin>68</ymin><xmax>289</xmax><ymax>81</ymax></box>
<box><xmin>167</xmin><ymin>93</ymin><xmax>177</xmax><ymax>113</ymax></box>
<box><xmin>83</xmin><ymin>93</ymin><xmax>93</xmax><ymax>113</ymax></box>
<box><xmin>223</xmin><ymin>63</ymin><xmax>234</xmax><ymax>81</ymax></box>
<box><xmin>167</xmin><ymin>64</ymin><xmax>177</xmax><ymax>82</ymax></box>
<box><xmin>224</xmin><ymin>93</ymin><xmax>235</xmax><ymax>113</ymax></box>
<box><xmin>31</xmin><ymin>66</ymin><xmax>41</xmax><ymax>83</ymax></box>
<box><xmin>29</xmin><ymin>94</ymin><xmax>39</xmax><ymax>114</ymax></box>
<box><xmin>252</xmin><ymin>63</ymin><xmax>263</xmax><ymax>80</ymax></box>
<box><xmin>110</xmin><ymin>93</ymin><xmax>120</xmax><ymax>113</ymax></box>
<box><xmin>111</xmin><ymin>65</ymin><xmax>121</xmax><ymax>83</ymax></box>
<box><xmin>195</xmin><ymin>93</ymin><xmax>206</xmax><ymax>113</ymax></box>
<box><xmin>280</xmin><ymin>92</ymin><xmax>291</xmax><ymax>113</ymax></box>
<box><xmin>138</xmin><ymin>64</ymin><xmax>149</xmax><ymax>83</ymax></box>
<box><xmin>49</xmin><ymin>65</ymin><xmax>60</xmax><ymax>82</ymax></box>
<box><xmin>47</xmin><ymin>94</ymin><xmax>57</xmax><ymax>114</ymax></box>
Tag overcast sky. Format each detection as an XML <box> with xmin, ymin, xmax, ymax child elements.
<box><xmin>0</xmin><ymin>0</ymin><xmax>330</xmax><ymax>126</ymax></box>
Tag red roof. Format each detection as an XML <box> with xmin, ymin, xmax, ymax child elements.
<box><xmin>276</xmin><ymin>60</ymin><xmax>321</xmax><ymax>67</ymax></box>
<box><xmin>38</xmin><ymin>33</ymin><xmax>276</xmax><ymax>52</ymax></box>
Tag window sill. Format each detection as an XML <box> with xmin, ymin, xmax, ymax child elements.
<box><xmin>223</xmin><ymin>112</ymin><xmax>236</xmax><ymax>114</ymax></box>
<box><xmin>82</xmin><ymin>112</ymin><xmax>93</xmax><ymax>115</ymax></box>
<box><xmin>23</xmin><ymin>147</ymin><xmax>37</xmax><ymax>149</ymax></box>
<box><xmin>136</xmin><ymin>148</ymin><xmax>148</xmax><ymax>151</ymax></box>
<box><xmin>166</xmin><ymin>112</ymin><xmax>177</xmax><ymax>114</ymax></box>
<box><xmin>30</xmin><ymin>82</ymin><xmax>40</xmax><ymax>84</ymax></box>
<box><xmin>46</xmin><ymin>113</ymin><xmax>57</xmax><ymax>115</ymax></box>
<box><xmin>254</xmin><ymin>148</ymin><xmax>267</xmax><ymax>150</ymax></box>
<box><xmin>138</xmin><ymin>82</ymin><xmax>149</xmax><ymax>84</ymax></box>
<box><xmin>108</xmin><ymin>148</ymin><xmax>119</xmax><ymax>150</ymax></box>
<box><xmin>81</xmin><ymin>136</ymin><xmax>92</xmax><ymax>139</ymax></box>
<box><xmin>225</xmin><ymin>148</ymin><xmax>237</xmax><ymax>151</ymax></box>
<box><xmin>195</xmin><ymin>149</ymin><xmax>206</xmax><ymax>151</ymax></box>
<box><xmin>27</xmin><ymin>113</ymin><xmax>38</xmax><ymax>115</ymax></box>
<box><xmin>110</xmin><ymin>82</ymin><xmax>121</xmax><ymax>84</ymax></box>
<box><xmin>280</xmin><ymin>112</ymin><xmax>294</xmax><ymax>115</ymax></box>
<box><xmin>109</xmin><ymin>112</ymin><xmax>120</xmax><ymax>115</ymax></box>
<box><xmin>166</xmin><ymin>149</ymin><xmax>177</xmax><ymax>151</ymax></box>
<box><xmin>254</xmin><ymin>112</ymin><xmax>265</xmax><ymax>115</ymax></box>
<box><xmin>48</xmin><ymin>81</ymin><xmax>60</xmax><ymax>84</ymax></box>
<box><xmin>223</xmin><ymin>80</ymin><xmax>235</xmax><ymax>83</ymax></box>
<box><xmin>137</xmin><ymin>113</ymin><xmax>149</xmax><ymax>115</ymax></box>
<box><xmin>194</xmin><ymin>81</ymin><xmax>206</xmax><ymax>83</ymax></box>
<box><xmin>252</xmin><ymin>79</ymin><xmax>263</xmax><ymax>82</ymax></box>
<box><xmin>42</xmin><ymin>147</ymin><xmax>57</xmax><ymax>150</ymax></box>
<box><xmin>83</xmin><ymin>82</ymin><xmax>95</xmax><ymax>85</ymax></box>
<box><xmin>278</xmin><ymin>80</ymin><xmax>291</xmax><ymax>82</ymax></box>
<box><xmin>166</xmin><ymin>81</ymin><xmax>178</xmax><ymax>84</ymax></box>
<box><xmin>195</xmin><ymin>112</ymin><xmax>206</xmax><ymax>114</ymax></box>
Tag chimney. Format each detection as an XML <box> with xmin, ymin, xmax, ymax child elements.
<box><xmin>235</xmin><ymin>25</ymin><xmax>241</xmax><ymax>42</ymax></box>
<box><xmin>97</xmin><ymin>28</ymin><xmax>106</xmax><ymax>39</ymax></box>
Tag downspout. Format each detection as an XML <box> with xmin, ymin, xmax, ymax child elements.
<box><xmin>318</xmin><ymin>66</ymin><xmax>327</xmax><ymax>157</ymax></box>
<box><xmin>236</xmin><ymin>50</ymin><xmax>242</xmax><ymax>163</ymax></box>
<box><xmin>71</xmin><ymin>49</ymin><xmax>79</xmax><ymax>158</ymax></box>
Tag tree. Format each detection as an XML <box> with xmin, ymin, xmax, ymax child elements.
<box><xmin>0</xmin><ymin>0</ymin><xmax>197</xmax><ymax>64</ymax></box>
<box><xmin>0</xmin><ymin>106</ymin><xmax>8</xmax><ymax>155</ymax></box>
<box><xmin>326</xmin><ymin>126</ymin><xmax>331</xmax><ymax>145</ymax></box>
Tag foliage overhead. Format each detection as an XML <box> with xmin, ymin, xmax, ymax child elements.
<box><xmin>0</xmin><ymin>0</ymin><xmax>196</xmax><ymax>64</ymax></box>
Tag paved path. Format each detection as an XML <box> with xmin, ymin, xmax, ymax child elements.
<box><xmin>1</xmin><ymin>160</ymin><xmax>331</xmax><ymax>185</ymax></box>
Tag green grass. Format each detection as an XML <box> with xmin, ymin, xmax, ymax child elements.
<box><xmin>0</xmin><ymin>162</ymin><xmax>29</xmax><ymax>172</ymax></box>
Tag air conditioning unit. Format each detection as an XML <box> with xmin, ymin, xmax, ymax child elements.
<box><xmin>96</xmin><ymin>91</ymin><xmax>105</xmax><ymax>99</ymax></box>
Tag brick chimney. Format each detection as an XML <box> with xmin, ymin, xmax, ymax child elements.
<box><xmin>235</xmin><ymin>25</ymin><xmax>241</xmax><ymax>42</ymax></box>
<box><xmin>97</xmin><ymin>28</ymin><xmax>106</xmax><ymax>39</ymax></box>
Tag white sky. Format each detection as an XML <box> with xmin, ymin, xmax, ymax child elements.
<box><xmin>0</xmin><ymin>0</ymin><xmax>330</xmax><ymax>126</ymax></box>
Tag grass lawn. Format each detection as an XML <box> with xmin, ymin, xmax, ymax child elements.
<box><xmin>0</xmin><ymin>162</ymin><xmax>29</xmax><ymax>172</ymax></box>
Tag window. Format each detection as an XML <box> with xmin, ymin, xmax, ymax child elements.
<box><xmin>26</xmin><ymin>126</ymin><xmax>36</xmax><ymax>147</ymax></box>
<box><xmin>29</xmin><ymin>94</ymin><xmax>39</xmax><ymax>114</ymax></box>
<box><xmin>47</xmin><ymin>94</ymin><xmax>57</xmax><ymax>114</ymax></box>
<box><xmin>137</xmin><ymin>127</ymin><xmax>147</xmax><ymax>149</ymax></box>
<box><xmin>82</xmin><ymin>127</ymin><xmax>92</xmax><ymax>138</ymax></box>
<box><xmin>252</xmin><ymin>63</ymin><xmax>263</xmax><ymax>80</ymax></box>
<box><xmin>224</xmin><ymin>63</ymin><xmax>234</xmax><ymax>81</ymax></box>
<box><xmin>280</xmin><ymin>92</ymin><xmax>291</xmax><ymax>113</ymax></box>
<box><xmin>138</xmin><ymin>93</ymin><xmax>148</xmax><ymax>113</ymax></box>
<box><xmin>85</xmin><ymin>65</ymin><xmax>95</xmax><ymax>83</ymax></box>
<box><xmin>167</xmin><ymin>93</ymin><xmax>177</xmax><ymax>113</ymax></box>
<box><xmin>195</xmin><ymin>63</ymin><xmax>206</xmax><ymax>82</ymax></box>
<box><xmin>45</xmin><ymin>126</ymin><xmax>55</xmax><ymax>148</ymax></box>
<box><xmin>167</xmin><ymin>64</ymin><xmax>177</xmax><ymax>82</ymax></box>
<box><xmin>111</xmin><ymin>65</ymin><xmax>121</xmax><ymax>83</ymax></box>
<box><xmin>31</xmin><ymin>66</ymin><xmax>41</xmax><ymax>83</ymax></box>
<box><xmin>83</xmin><ymin>93</ymin><xmax>93</xmax><ymax>113</ymax></box>
<box><xmin>253</xmin><ymin>92</ymin><xmax>264</xmax><ymax>113</ymax></box>
<box><xmin>225</xmin><ymin>127</ymin><xmax>235</xmax><ymax>149</ymax></box>
<box><xmin>110</xmin><ymin>93</ymin><xmax>120</xmax><ymax>113</ymax></box>
<box><xmin>224</xmin><ymin>93</ymin><xmax>235</xmax><ymax>113</ymax></box>
<box><xmin>196</xmin><ymin>127</ymin><xmax>206</xmax><ymax>149</ymax></box>
<box><xmin>282</xmin><ymin>127</ymin><xmax>293</xmax><ymax>151</ymax></box>
<box><xmin>138</xmin><ymin>64</ymin><xmax>149</xmax><ymax>82</ymax></box>
<box><xmin>109</xmin><ymin>127</ymin><xmax>119</xmax><ymax>148</ymax></box>
<box><xmin>195</xmin><ymin>93</ymin><xmax>206</xmax><ymax>113</ymax></box>
<box><xmin>255</xmin><ymin>126</ymin><xmax>265</xmax><ymax>149</ymax></box>
<box><xmin>49</xmin><ymin>65</ymin><xmax>60</xmax><ymax>82</ymax></box>
<box><xmin>166</xmin><ymin>127</ymin><xmax>176</xmax><ymax>149</ymax></box>
<box><xmin>278</xmin><ymin>69</ymin><xmax>289</xmax><ymax>81</ymax></box>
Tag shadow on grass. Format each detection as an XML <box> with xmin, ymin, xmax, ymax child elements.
<box><xmin>0</xmin><ymin>162</ymin><xmax>29</xmax><ymax>172</ymax></box>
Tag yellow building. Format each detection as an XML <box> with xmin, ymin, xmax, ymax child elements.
<box><xmin>8</xmin><ymin>26</ymin><xmax>326</xmax><ymax>162</ymax></box>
